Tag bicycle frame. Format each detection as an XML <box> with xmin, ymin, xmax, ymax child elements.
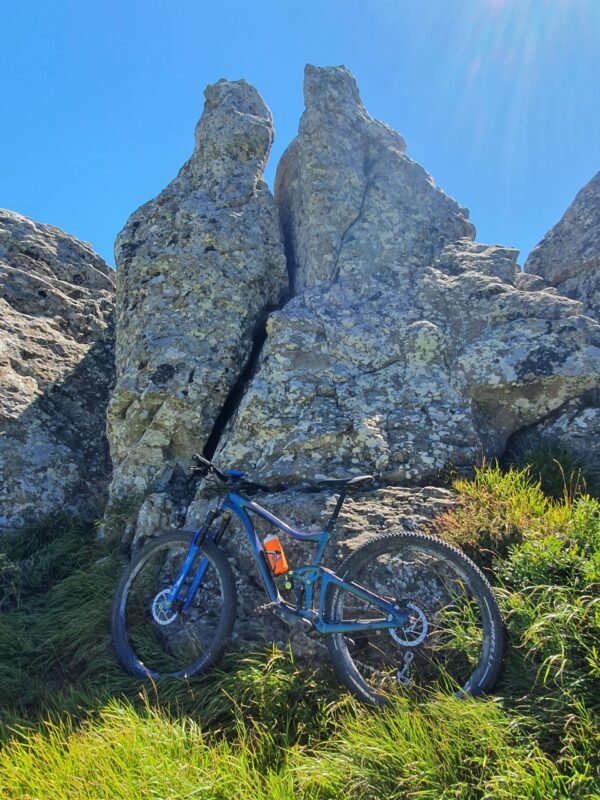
<box><xmin>166</xmin><ymin>489</ymin><xmax>410</xmax><ymax>634</ymax></box>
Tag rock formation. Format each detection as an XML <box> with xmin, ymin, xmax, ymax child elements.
<box><xmin>1</xmin><ymin>63</ymin><xmax>597</xmax><ymax>663</ymax></box>
<box><xmin>525</xmin><ymin>171</ymin><xmax>600</xmax><ymax>319</ymax></box>
<box><xmin>176</xmin><ymin>66</ymin><xmax>600</xmax><ymax>649</ymax></box>
<box><xmin>509</xmin><ymin>172</ymin><xmax>600</xmax><ymax>477</ymax></box>
<box><xmin>215</xmin><ymin>66</ymin><xmax>600</xmax><ymax>487</ymax></box>
<box><xmin>0</xmin><ymin>209</ymin><xmax>115</xmax><ymax>530</ymax></box>
<box><xmin>3</xmin><ymin>64</ymin><xmax>596</xmax><ymax>652</ymax></box>
<box><xmin>106</xmin><ymin>79</ymin><xmax>288</xmax><ymax>522</ymax></box>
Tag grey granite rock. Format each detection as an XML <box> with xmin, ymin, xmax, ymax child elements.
<box><xmin>106</xmin><ymin>79</ymin><xmax>288</xmax><ymax>508</ymax></box>
<box><xmin>216</xmin><ymin>66</ymin><xmax>600</xmax><ymax>487</ymax></box>
<box><xmin>277</xmin><ymin>64</ymin><xmax>475</xmax><ymax>293</ymax></box>
<box><xmin>514</xmin><ymin>272</ymin><xmax>549</xmax><ymax>292</ymax></box>
<box><xmin>525</xmin><ymin>171</ymin><xmax>600</xmax><ymax>318</ymax></box>
<box><xmin>506</xmin><ymin>389</ymin><xmax>600</xmax><ymax>482</ymax></box>
<box><xmin>511</xmin><ymin>173</ymin><xmax>600</xmax><ymax>473</ymax></box>
<box><xmin>0</xmin><ymin>209</ymin><xmax>115</xmax><ymax>530</ymax></box>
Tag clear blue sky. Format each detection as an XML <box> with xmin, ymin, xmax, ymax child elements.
<box><xmin>1</xmin><ymin>0</ymin><xmax>599</xmax><ymax>267</ymax></box>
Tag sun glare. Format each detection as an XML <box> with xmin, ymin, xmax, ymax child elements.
<box><xmin>429</xmin><ymin>0</ymin><xmax>600</xmax><ymax>170</ymax></box>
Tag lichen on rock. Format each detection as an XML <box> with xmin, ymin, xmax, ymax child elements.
<box><xmin>525</xmin><ymin>171</ymin><xmax>600</xmax><ymax>319</ymax></box>
<box><xmin>107</xmin><ymin>79</ymin><xmax>288</xmax><ymax>514</ymax></box>
<box><xmin>0</xmin><ymin>209</ymin><xmax>115</xmax><ymax>530</ymax></box>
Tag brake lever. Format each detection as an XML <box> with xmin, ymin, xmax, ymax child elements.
<box><xmin>191</xmin><ymin>453</ymin><xmax>228</xmax><ymax>482</ymax></box>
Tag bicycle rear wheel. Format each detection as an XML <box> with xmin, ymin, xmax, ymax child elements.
<box><xmin>325</xmin><ymin>532</ymin><xmax>504</xmax><ymax>704</ymax></box>
<box><xmin>112</xmin><ymin>534</ymin><xmax>237</xmax><ymax>679</ymax></box>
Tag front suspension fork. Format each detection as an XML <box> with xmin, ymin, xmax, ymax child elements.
<box><xmin>167</xmin><ymin>512</ymin><xmax>231</xmax><ymax>612</ymax></box>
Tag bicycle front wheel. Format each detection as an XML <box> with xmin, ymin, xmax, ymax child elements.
<box><xmin>112</xmin><ymin>534</ymin><xmax>237</xmax><ymax>679</ymax></box>
<box><xmin>325</xmin><ymin>532</ymin><xmax>504</xmax><ymax>704</ymax></box>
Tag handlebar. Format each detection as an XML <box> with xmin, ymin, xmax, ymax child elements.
<box><xmin>191</xmin><ymin>453</ymin><xmax>276</xmax><ymax>493</ymax></box>
<box><xmin>191</xmin><ymin>453</ymin><xmax>228</xmax><ymax>482</ymax></box>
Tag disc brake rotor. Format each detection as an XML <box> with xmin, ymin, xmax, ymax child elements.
<box><xmin>389</xmin><ymin>601</ymin><xmax>428</xmax><ymax>647</ymax></box>
<box><xmin>151</xmin><ymin>588</ymin><xmax>179</xmax><ymax>625</ymax></box>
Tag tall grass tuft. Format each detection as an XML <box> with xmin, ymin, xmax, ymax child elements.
<box><xmin>433</xmin><ymin>462</ymin><xmax>557</xmax><ymax>566</ymax></box>
<box><xmin>506</xmin><ymin>441</ymin><xmax>600</xmax><ymax>501</ymax></box>
<box><xmin>434</xmin><ymin>462</ymin><xmax>600</xmax><ymax>795</ymax></box>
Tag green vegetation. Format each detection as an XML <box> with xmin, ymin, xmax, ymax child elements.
<box><xmin>0</xmin><ymin>464</ymin><xmax>599</xmax><ymax>798</ymax></box>
<box><xmin>505</xmin><ymin>441</ymin><xmax>600</xmax><ymax>501</ymax></box>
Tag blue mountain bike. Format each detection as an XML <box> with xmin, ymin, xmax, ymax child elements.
<box><xmin>112</xmin><ymin>455</ymin><xmax>504</xmax><ymax>704</ymax></box>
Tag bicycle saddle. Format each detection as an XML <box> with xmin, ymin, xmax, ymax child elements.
<box><xmin>317</xmin><ymin>475</ymin><xmax>374</xmax><ymax>490</ymax></box>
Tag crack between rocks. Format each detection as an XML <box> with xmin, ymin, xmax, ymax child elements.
<box><xmin>280</xmin><ymin>215</ymin><xmax>297</xmax><ymax>298</ymax></box>
<box><xmin>202</xmin><ymin>216</ymin><xmax>297</xmax><ymax>461</ymax></box>
<box><xmin>359</xmin><ymin>356</ymin><xmax>404</xmax><ymax>378</ymax></box>
<box><xmin>333</xmin><ymin>356</ymin><xmax>406</xmax><ymax>388</ymax></box>
<box><xmin>202</xmin><ymin>305</ymin><xmax>278</xmax><ymax>460</ymax></box>
<box><xmin>329</xmin><ymin>177</ymin><xmax>372</xmax><ymax>285</ymax></box>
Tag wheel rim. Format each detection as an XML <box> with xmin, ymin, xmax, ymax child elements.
<box><xmin>331</xmin><ymin>542</ymin><xmax>492</xmax><ymax>696</ymax></box>
<box><xmin>120</xmin><ymin>540</ymin><xmax>227</xmax><ymax>678</ymax></box>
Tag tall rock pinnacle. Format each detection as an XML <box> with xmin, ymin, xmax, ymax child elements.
<box><xmin>276</xmin><ymin>64</ymin><xmax>474</xmax><ymax>293</ymax></box>
<box><xmin>107</xmin><ymin>79</ymin><xmax>288</xmax><ymax>511</ymax></box>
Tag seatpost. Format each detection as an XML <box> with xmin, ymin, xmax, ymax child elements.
<box><xmin>326</xmin><ymin>489</ymin><xmax>348</xmax><ymax>532</ymax></box>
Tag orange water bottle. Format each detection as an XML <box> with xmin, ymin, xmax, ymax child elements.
<box><xmin>263</xmin><ymin>533</ymin><xmax>289</xmax><ymax>575</ymax></box>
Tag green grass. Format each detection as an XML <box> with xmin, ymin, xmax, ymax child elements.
<box><xmin>0</xmin><ymin>691</ymin><xmax>572</xmax><ymax>799</ymax></box>
<box><xmin>0</xmin><ymin>465</ymin><xmax>599</xmax><ymax>798</ymax></box>
<box><xmin>505</xmin><ymin>441</ymin><xmax>600</xmax><ymax>501</ymax></box>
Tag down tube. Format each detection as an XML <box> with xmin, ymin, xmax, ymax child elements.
<box><xmin>223</xmin><ymin>498</ymin><xmax>279</xmax><ymax>603</ymax></box>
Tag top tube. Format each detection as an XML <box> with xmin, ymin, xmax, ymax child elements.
<box><xmin>225</xmin><ymin>491</ymin><xmax>327</xmax><ymax>543</ymax></box>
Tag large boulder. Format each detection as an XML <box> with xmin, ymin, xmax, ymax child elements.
<box><xmin>0</xmin><ymin>209</ymin><xmax>115</xmax><ymax>530</ymax></box>
<box><xmin>509</xmin><ymin>172</ymin><xmax>600</xmax><ymax>476</ymax></box>
<box><xmin>215</xmin><ymin>66</ymin><xmax>600</xmax><ymax>486</ymax></box>
<box><xmin>525</xmin><ymin>171</ymin><xmax>600</xmax><ymax>319</ymax></box>
<box><xmin>106</xmin><ymin>79</ymin><xmax>288</xmax><ymax>513</ymax></box>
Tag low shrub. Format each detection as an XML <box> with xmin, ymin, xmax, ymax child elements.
<box><xmin>433</xmin><ymin>462</ymin><xmax>560</xmax><ymax>566</ymax></box>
